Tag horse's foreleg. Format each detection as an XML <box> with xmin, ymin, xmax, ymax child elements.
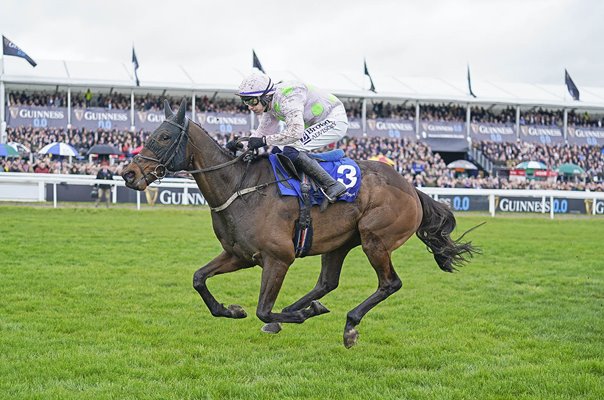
<box><xmin>193</xmin><ymin>251</ymin><xmax>255</xmax><ymax>319</ymax></box>
<box><xmin>343</xmin><ymin>232</ymin><xmax>403</xmax><ymax>348</ymax></box>
<box><xmin>256</xmin><ymin>257</ymin><xmax>330</xmax><ymax>324</ymax></box>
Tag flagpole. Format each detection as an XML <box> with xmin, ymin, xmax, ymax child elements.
<box><xmin>0</xmin><ymin>51</ymin><xmax>6</xmax><ymax>144</ymax></box>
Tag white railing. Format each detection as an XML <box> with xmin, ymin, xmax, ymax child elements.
<box><xmin>1</xmin><ymin>172</ymin><xmax>603</xmax><ymax>218</ymax></box>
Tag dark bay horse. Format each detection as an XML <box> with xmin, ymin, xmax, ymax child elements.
<box><xmin>122</xmin><ymin>99</ymin><xmax>478</xmax><ymax>348</ymax></box>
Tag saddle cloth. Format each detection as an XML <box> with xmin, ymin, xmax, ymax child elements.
<box><xmin>268</xmin><ymin>151</ymin><xmax>361</xmax><ymax>205</ymax></box>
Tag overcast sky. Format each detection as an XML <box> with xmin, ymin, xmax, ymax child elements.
<box><xmin>2</xmin><ymin>0</ymin><xmax>603</xmax><ymax>87</ymax></box>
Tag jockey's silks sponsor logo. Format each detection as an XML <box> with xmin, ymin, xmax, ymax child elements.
<box><xmin>301</xmin><ymin>120</ymin><xmax>337</xmax><ymax>145</ymax></box>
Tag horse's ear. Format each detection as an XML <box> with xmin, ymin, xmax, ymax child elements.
<box><xmin>176</xmin><ymin>98</ymin><xmax>187</xmax><ymax>123</ymax></box>
<box><xmin>164</xmin><ymin>100</ymin><xmax>174</xmax><ymax>119</ymax></box>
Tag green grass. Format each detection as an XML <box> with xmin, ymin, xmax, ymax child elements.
<box><xmin>0</xmin><ymin>206</ymin><xmax>602</xmax><ymax>399</ymax></box>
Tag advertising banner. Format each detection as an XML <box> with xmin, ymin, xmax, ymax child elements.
<box><xmin>6</xmin><ymin>105</ymin><xmax>68</xmax><ymax>128</ymax></box>
<box><xmin>71</xmin><ymin>107</ymin><xmax>130</xmax><ymax>130</ymax></box>
<box><xmin>519</xmin><ymin>125</ymin><xmax>564</xmax><ymax>145</ymax></box>
<box><xmin>470</xmin><ymin>122</ymin><xmax>516</xmax><ymax>143</ymax></box>
<box><xmin>567</xmin><ymin>126</ymin><xmax>604</xmax><ymax>146</ymax></box>
<box><xmin>418</xmin><ymin>121</ymin><xmax>467</xmax><ymax>151</ymax></box>
<box><xmin>195</xmin><ymin>112</ymin><xmax>251</xmax><ymax>134</ymax></box>
<box><xmin>494</xmin><ymin>196</ymin><xmax>596</xmax><ymax>214</ymax></box>
<box><xmin>346</xmin><ymin>118</ymin><xmax>363</xmax><ymax>137</ymax></box>
<box><xmin>366</xmin><ymin>118</ymin><xmax>416</xmax><ymax>139</ymax></box>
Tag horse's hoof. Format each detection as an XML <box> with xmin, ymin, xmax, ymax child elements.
<box><xmin>261</xmin><ymin>323</ymin><xmax>282</xmax><ymax>334</ymax></box>
<box><xmin>227</xmin><ymin>304</ymin><xmax>247</xmax><ymax>318</ymax></box>
<box><xmin>310</xmin><ymin>300</ymin><xmax>330</xmax><ymax>315</ymax></box>
<box><xmin>343</xmin><ymin>328</ymin><xmax>358</xmax><ymax>348</ymax></box>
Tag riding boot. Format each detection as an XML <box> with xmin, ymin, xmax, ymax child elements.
<box><xmin>292</xmin><ymin>151</ymin><xmax>347</xmax><ymax>203</ymax></box>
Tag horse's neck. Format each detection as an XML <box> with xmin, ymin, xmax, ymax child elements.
<box><xmin>187</xmin><ymin>125</ymin><xmax>245</xmax><ymax>207</ymax></box>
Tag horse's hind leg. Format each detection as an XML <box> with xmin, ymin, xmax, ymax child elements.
<box><xmin>193</xmin><ymin>251</ymin><xmax>255</xmax><ymax>318</ymax></box>
<box><xmin>262</xmin><ymin>244</ymin><xmax>354</xmax><ymax>334</ymax></box>
<box><xmin>344</xmin><ymin>231</ymin><xmax>403</xmax><ymax>348</ymax></box>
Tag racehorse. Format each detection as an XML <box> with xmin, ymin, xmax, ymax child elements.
<box><xmin>122</xmin><ymin>99</ymin><xmax>478</xmax><ymax>348</ymax></box>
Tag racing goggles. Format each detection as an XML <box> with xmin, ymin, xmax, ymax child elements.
<box><xmin>241</xmin><ymin>96</ymin><xmax>260</xmax><ymax>107</ymax></box>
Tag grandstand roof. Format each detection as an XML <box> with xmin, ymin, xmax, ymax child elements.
<box><xmin>3</xmin><ymin>57</ymin><xmax>604</xmax><ymax>110</ymax></box>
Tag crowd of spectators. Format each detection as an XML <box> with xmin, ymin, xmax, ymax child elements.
<box><xmin>10</xmin><ymin>90</ymin><xmax>604</xmax><ymax>128</ymax></box>
<box><xmin>7</xmin><ymin>90</ymin><xmax>248</xmax><ymax>114</ymax></box>
<box><xmin>3</xmin><ymin>128</ymin><xmax>602</xmax><ymax>191</ymax></box>
<box><xmin>476</xmin><ymin>140</ymin><xmax>604</xmax><ymax>181</ymax></box>
<box><xmin>4</xmin><ymin>92</ymin><xmax>604</xmax><ymax>192</ymax></box>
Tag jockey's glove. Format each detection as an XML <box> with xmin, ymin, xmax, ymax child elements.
<box><xmin>248</xmin><ymin>136</ymin><xmax>267</xmax><ymax>150</ymax></box>
<box><xmin>226</xmin><ymin>140</ymin><xmax>243</xmax><ymax>153</ymax></box>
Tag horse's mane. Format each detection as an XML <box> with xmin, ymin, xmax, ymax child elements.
<box><xmin>188</xmin><ymin>118</ymin><xmax>236</xmax><ymax>160</ymax></box>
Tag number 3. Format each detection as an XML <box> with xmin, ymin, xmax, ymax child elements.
<box><xmin>337</xmin><ymin>165</ymin><xmax>358</xmax><ymax>188</ymax></box>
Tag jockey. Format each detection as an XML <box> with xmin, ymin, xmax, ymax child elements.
<box><xmin>231</xmin><ymin>72</ymin><xmax>348</xmax><ymax>202</ymax></box>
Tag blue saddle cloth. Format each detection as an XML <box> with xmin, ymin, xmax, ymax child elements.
<box><xmin>268</xmin><ymin>152</ymin><xmax>361</xmax><ymax>205</ymax></box>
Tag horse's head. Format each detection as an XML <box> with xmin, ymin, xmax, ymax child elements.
<box><xmin>122</xmin><ymin>98</ymin><xmax>190</xmax><ymax>190</ymax></box>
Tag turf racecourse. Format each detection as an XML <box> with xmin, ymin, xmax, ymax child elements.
<box><xmin>0</xmin><ymin>206</ymin><xmax>602</xmax><ymax>400</ymax></box>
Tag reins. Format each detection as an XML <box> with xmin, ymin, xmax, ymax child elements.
<box><xmin>136</xmin><ymin>120</ymin><xmax>285</xmax><ymax>212</ymax></box>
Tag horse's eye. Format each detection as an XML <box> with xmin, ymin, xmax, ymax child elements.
<box><xmin>161</xmin><ymin>134</ymin><xmax>170</xmax><ymax>141</ymax></box>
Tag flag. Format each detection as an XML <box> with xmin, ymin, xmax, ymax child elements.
<box><xmin>132</xmin><ymin>46</ymin><xmax>140</xmax><ymax>86</ymax></box>
<box><xmin>252</xmin><ymin>49</ymin><xmax>265</xmax><ymax>73</ymax></box>
<box><xmin>467</xmin><ymin>64</ymin><xmax>477</xmax><ymax>98</ymax></box>
<box><xmin>364</xmin><ymin>59</ymin><xmax>376</xmax><ymax>93</ymax></box>
<box><xmin>2</xmin><ymin>35</ymin><xmax>37</xmax><ymax>67</ymax></box>
<box><xmin>565</xmin><ymin>69</ymin><xmax>580</xmax><ymax>101</ymax></box>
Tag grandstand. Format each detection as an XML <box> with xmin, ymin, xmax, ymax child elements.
<box><xmin>1</xmin><ymin>56</ymin><xmax>603</xmax><ymax>192</ymax></box>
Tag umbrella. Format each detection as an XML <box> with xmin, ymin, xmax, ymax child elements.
<box><xmin>556</xmin><ymin>163</ymin><xmax>585</xmax><ymax>175</ymax></box>
<box><xmin>8</xmin><ymin>142</ymin><xmax>31</xmax><ymax>155</ymax></box>
<box><xmin>368</xmin><ymin>154</ymin><xmax>395</xmax><ymax>167</ymax></box>
<box><xmin>87</xmin><ymin>144</ymin><xmax>121</xmax><ymax>156</ymax></box>
<box><xmin>0</xmin><ymin>143</ymin><xmax>19</xmax><ymax>157</ymax></box>
<box><xmin>131</xmin><ymin>145</ymin><xmax>144</xmax><ymax>155</ymax></box>
<box><xmin>515</xmin><ymin>161</ymin><xmax>548</xmax><ymax>170</ymax></box>
<box><xmin>447</xmin><ymin>160</ymin><xmax>478</xmax><ymax>170</ymax></box>
<box><xmin>38</xmin><ymin>142</ymin><xmax>79</xmax><ymax>157</ymax></box>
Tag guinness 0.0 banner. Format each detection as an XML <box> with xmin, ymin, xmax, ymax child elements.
<box><xmin>366</xmin><ymin>118</ymin><xmax>416</xmax><ymax>139</ymax></box>
<box><xmin>567</xmin><ymin>126</ymin><xmax>604</xmax><ymax>146</ymax></box>
<box><xmin>6</xmin><ymin>105</ymin><xmax>68</xmax><ymax>128</ymax></box>
<box><xmin>71</xmin><ymin>107</ymin><xmax>130</xmax><ymax>130</ymax></box>
<box><xmin>418</xmin><ymin>121</ymin><xmax>467</xmax><ymax>151</ymax></box>
<box><xmin>346</xmin><ymin>118</ymin><xmax>363</xmax><ymax>137</ymax></box>
<box><xmin>196</xmin><ymin>112</ymin><xmax>251</xmax><ymax>134</ymax></box>
<box><xmin>470</xmin><ymin>122</ymin><xmax>516</xmax><ymax>143</ymax></box>
<box><xmin>519</xmin><ymin>125</ymin><xmax>564</xmax><ymax>145</ymax></box>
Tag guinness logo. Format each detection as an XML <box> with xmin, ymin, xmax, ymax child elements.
<box><xmin>494</xmin><ymin>195</ymin><xmax>500</xmax><ymax>209</ymax></box>
<box><xmin>74</xmin><ymin>109</ymin><xmax>85</xmax><ymax>121</ymax></box>
<box><xmin>367</xmin><ymin>119</ymin><xmax>376</xmax><ymax>131</ymax></box>
<box><xmin>196</xmin><ymin>113</ymin><xmax>207</xmax><ymax>125</ymax></box>
<box><xmin>145</xmin><ymin>187</ymin><xmax>159</xmax><ymax>206</ymax></box>
<box><xmin>584</xmin><ymin>198</ymin><xmax>593</xmax><ymax>214</ymax></box>
<box><xmin>9</xmin><ymin>107</ymin><xmax>19</xmax><ymax>119</ymax></box>
<box><xmin>137</xmin><ymin>111</ymin><xmax>147</xmax><ymax>122</ymax></box>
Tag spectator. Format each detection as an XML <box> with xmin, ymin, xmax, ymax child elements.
<box><xmin>94</xmin><ymin>162</ymin><xmax>114</xmax><ymax>208</ymax></box>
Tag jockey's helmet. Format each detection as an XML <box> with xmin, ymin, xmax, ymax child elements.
<box><xmin>237</xmin><ymin>73</ymin><xmax>275</xmax><ymax>108</ymax></box>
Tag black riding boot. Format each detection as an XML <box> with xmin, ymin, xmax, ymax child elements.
<box><xmin>292</xmin><ymin>151</ymin><xmax>347</xmax><ymax>203</ymax></box>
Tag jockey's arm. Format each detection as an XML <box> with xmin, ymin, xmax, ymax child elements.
<box><xmin>264</xmin><ymin>96</ymin><xmax>305</xmax><ymax>147</ymax></box>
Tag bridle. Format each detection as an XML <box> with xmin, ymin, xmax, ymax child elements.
<box><xmin>131</xmin><ymin>117</ymin><xmax>252</xmax><ymax>185</ymax></box>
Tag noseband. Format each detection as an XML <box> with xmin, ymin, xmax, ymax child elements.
<box><xmin>132</xmin><ymin>118</ymin><xmax>190</xmax><ymax>185</ymax></box>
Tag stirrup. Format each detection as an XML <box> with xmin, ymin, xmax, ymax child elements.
<box><xmin>321</xmin><ymin>182</ymin><xmax>347</xmax><ymax>203</ymax></box>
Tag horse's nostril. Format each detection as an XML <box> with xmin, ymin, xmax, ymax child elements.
<box><xmin>123</xmin><ymin>171</ymin><xmax>135</xmax><ymax>183</ymax></box>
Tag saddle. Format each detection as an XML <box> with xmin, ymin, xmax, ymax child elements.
<box><xmin>268</xmin><ymin>149</ymin><xmax>362</xmax><ymax>257</ymax></box>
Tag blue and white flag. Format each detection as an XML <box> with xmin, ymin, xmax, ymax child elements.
<box><xmin>2</xmin><ymin>35</ymin><xmax>37</xmax><ymax>67</ymax></box>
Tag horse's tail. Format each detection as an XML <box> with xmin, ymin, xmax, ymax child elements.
<box><xmin>415</xmin><ymin>189</ymin><xmax>480</xmax><ymax>272</ymax></box>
